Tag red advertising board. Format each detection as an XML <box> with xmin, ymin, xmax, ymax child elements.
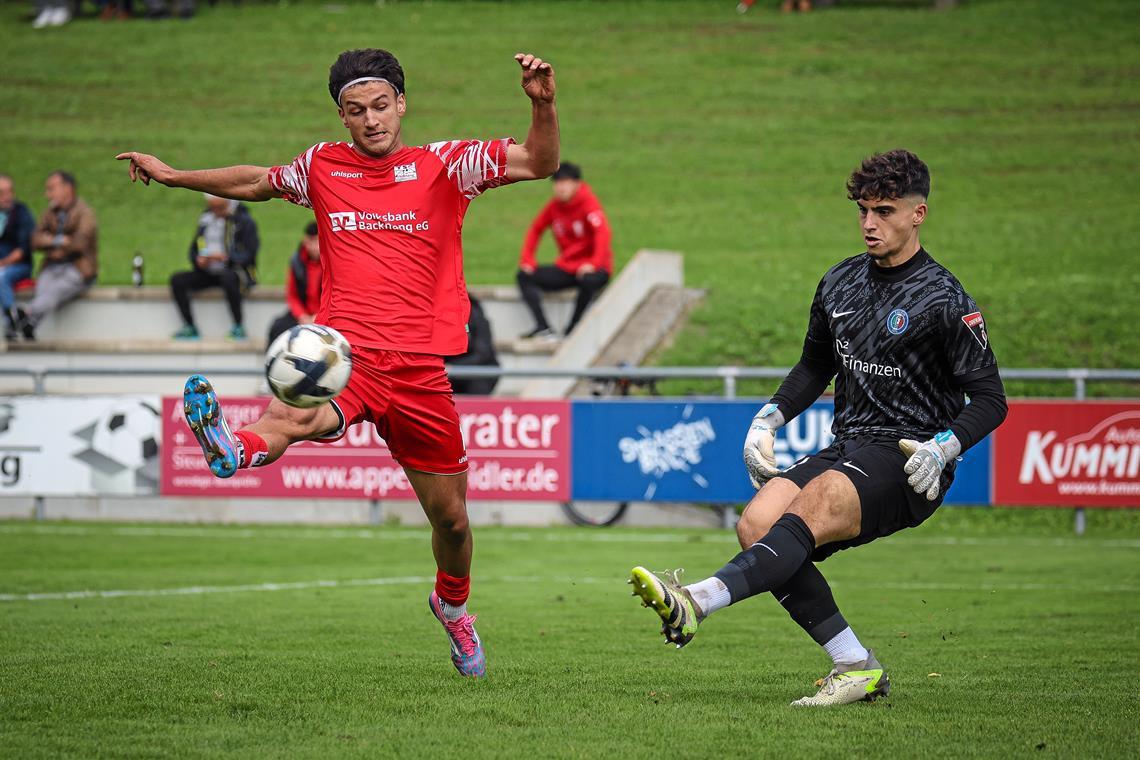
<box><xmin>993</xmin><ymin>401</ymin><xmax>1140</xmax><ymax>507</ymax></box>
<box><xmin>161</xmin><ymin>397</ymin><xmax>571</xmax><ymax>500</ymax></box>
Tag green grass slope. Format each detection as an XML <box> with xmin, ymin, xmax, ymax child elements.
<box><xmin>1</xmin><ymin>1</ymin><xmax>1137</xmax><ymax>394</ymax></box>
<box><xmin>1</xmin><ymin>510</ymin><xmax>1138</xmax><ymax>757</ymax></box>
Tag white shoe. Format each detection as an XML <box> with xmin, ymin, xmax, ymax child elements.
<box><xmin>50</xmin><ymin>7</ymin><xmax>72</xmax><ymax>25</ymax></box>
<box><xmin>32</xmin><ymin>8</ymin><xmax>54</xmax><ymax>28</ymax></box>
<box><xmin>790</xmin><ymin>650</ymin><xmax>890</xmax><ymax>706</ymax></box>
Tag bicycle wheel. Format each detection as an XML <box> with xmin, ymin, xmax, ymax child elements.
<box><xmin>560</xmin><ymin>500</ymin><xmax>630</xmax><ymax>527</ymax></box>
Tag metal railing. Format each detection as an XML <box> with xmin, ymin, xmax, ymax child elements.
<box><xmin>0</xmin><ymin>364</ymin><xmax>1138</xmax><ymax>398</ymax></box>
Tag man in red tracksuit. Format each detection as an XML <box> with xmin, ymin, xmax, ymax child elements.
<box><xmin>266</xmin><ymin>221</ymin><xmax>322</xmax><ymax>346</ymax></box>
<box><xmin>516</xmin><ymin>161</ymin><xmax>612</xmax><ymax>339</ymax></box>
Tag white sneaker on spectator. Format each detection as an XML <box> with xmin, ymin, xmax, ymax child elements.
<box><xmin>50</xmin><ymin>7</ymin><xmax>72</xmax><ymax>25</ymax></box>
<box><xmin>32</xmin><ymin>8</ymin><xmax>55</xmax><ymax>28</ymax></box>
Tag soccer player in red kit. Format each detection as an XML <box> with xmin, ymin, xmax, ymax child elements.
<box><xmin>116</xmin><ymin>48</ymin><xmax>559</xmax><ymax>678</ymax></box>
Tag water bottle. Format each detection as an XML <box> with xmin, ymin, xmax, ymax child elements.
<box><xmin>131</xmin><ymin>252</ymin><xmax>144</xmax><ymax>288</ymax></box>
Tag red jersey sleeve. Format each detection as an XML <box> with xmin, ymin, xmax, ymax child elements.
<box><xmin>519</xmin><ymin>202</ymin><xmax>554</xmax><ymax>269</ymax></box>
<box><xmin>267</xmin><ymin>142</ymin><xmax>329</xmax><ymax>209</ymax></box>
<box><xmin>425</xmin><ymin>138</ymin><xmax>516</xmax><ymax>199</ymax></box>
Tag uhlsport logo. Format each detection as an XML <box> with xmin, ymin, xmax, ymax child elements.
<box><xmin>886</xmin><ymin>308</ymin><xmax>909</xmax><ymax>335</ymax></box>
<box><xmin>329</xmin><ymin>212</ymin><xmax>357</xmax><ymax>232</ymax></box>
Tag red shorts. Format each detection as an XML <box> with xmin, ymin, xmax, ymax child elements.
<box><xmin>318</xmin><ymin>348</ymin><xmax>468</xmax><ymax>475</ymax></box>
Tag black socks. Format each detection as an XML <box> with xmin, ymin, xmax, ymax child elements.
<box><xmin>714</xmin><ymin>513</ymin><xmax>816</xmax><ymax>605</ymax></box>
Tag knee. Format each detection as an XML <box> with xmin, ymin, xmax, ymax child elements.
<box><xmin>431</xmin><ymin>500</ymin><xmax>470</xmax><ymax>541</ymax></box>
<box><xmin>789</xmin><ymin>474</ymin><xmax>860</xmax><ymax>542</ymax></box>
<box><xmin>736</xmin><ymin>509</ymin><xmax>775</xmax><ymax>548</ymax></box>
<box><xmin>516</xmin><ymin>269</ymin><xmax>533</xmax><ymax>286</ymax></box>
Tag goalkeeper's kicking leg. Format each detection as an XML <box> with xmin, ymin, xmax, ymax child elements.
<box><xmin>629</xmin><ymin>462</ymin><xmax>889</xmax><ymax>705</ymax></box>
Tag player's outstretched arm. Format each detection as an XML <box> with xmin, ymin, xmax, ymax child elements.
<box><xmin>505</xmin><ymin>53</ymin><xmax>559</xmax><ymax>182</ymax></box>
<box><xmin>115</xmin><ymin>152</ymin><xmax>280</xmax><ymax>202</ymax></box>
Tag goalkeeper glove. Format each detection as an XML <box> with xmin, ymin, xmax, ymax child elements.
<box><xmin>899</xmin><ymin>430</ymin><xmax>961</xmax><ymax>501</ymax></box>
<box><xmin>743</xmin><ymin>403</ymin><xmax>785</xmax><ymax>489</ymax></box>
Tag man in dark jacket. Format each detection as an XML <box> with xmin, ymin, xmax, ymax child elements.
<box><xmin>267</xmin><ymin>221</ymin><xmax>321</xmax><ymax>346</ymax></box>
<box><xmin>447</xmin><ymin>292</ymin><xmax>499</xmax><ymax>395</ymax></box>
<box><xmin>170</xmin><ymin>194</ymin><xmax>259</xmax><ymax>340</ymax></box>
<box><xmin>0</xmin><ymin>175</ymin><xmax>37</xmax><ymax>340</ymax></box>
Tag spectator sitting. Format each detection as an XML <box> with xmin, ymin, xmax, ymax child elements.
<box><xmin>267</xmin><ymin>221</ymin><xmax>321</xmax><ymax>346</ymax></box>
<box><xmin>447</xmin><ymin>291</ymin><xmax>499</xmax><ymax>395</ymax></box>
<box><xmin>170</xmin><ymin>193</ymin><xmax>259</xmax><ymax>340</ymax></box>
<box><xmin>14</xmin><ymin>171</ymin><xmax>98</xmax><ymax>341</ymax></box>
<box><xmin>517</xmin><ymin>161</ymin><xmax>612</xmax><ymax>340</ymax></box>
<box><xmin>0</xmin><ymin>175</ymin><xmax>37</xmax><ymax>340</ymax></box>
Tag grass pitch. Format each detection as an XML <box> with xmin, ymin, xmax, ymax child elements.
<box><xmin>1</xmin><ymin>0</ymin><xmax>1137</xmax><ymax>395</ymax></box>
<box><xmin>2</xmin><ymin>509</ymin><xmax>1138</xmax><ymax>757</ymax></box>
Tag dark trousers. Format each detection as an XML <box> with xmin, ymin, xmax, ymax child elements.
<box><xmin>267</xmin><ymin>311</ymin><xmax>299</xmax><ymax>346</ymax></box>
<box><xmin>517</xmin><ymin>265</ymin><xmax>610</xmax><ymax>333</ymax></box>
<box><xmin>170</xmin><ymin>268</ymin><xmax>243</xmax><ymax>328</ymax></box>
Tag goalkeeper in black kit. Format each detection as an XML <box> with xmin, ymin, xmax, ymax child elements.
<box><xmin>627</xmin><ymin>150</ymin><xmax>1008</xmax><ymax>706</ymax></box>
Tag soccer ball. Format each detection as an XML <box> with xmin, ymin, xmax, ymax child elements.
<box><xmin>265</xmin><ymin>324</ymin><xmax>353</xmax><ymax>408</ymax></box>
<box><xmin>76</xmin><ymin>400</ymin><xmax>161</xmax><ymax>492</ymax></box>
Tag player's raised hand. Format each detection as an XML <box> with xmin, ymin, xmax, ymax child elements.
<box><xmin>115</xmin><ymin>151</ymin><xmax>175</xmax><ymax>186</ymax></box>
<box><xmin>743</xmin><ymin>403</ymin><xmax>785</xmax><ymax>489</ymax></box>
<box><xmin>899</xmin><ymin>430</ymin><xmax>961</xmax><ymax>501</ymax></box>
<box><xmin>515</xmin><ymin>53</ymin><xmax>555</xmax><ymax>104</ymax></box>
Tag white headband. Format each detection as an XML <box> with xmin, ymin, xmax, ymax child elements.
<box><xmin>337</xmin><ymin>77</ymin><xmax>401</xmax><ymax>105</ymax></box>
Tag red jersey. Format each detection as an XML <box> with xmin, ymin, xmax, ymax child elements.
<box><xmin>268</xmin><ymin>139</ymin><xmax>514</xmax><ymax>356</ymax></box>
<box><xmin>519</xmin><ymin>182</ymin><xmax>612</xmax><ymax>275</ymax></box>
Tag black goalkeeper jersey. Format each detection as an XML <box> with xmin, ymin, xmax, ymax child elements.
<box><xmin>783</xmin><ymin>248</ymin><xmax>998</xmax><ymax>443</ymax></box>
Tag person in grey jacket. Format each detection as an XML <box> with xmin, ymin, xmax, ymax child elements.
<box><xmin>170</xmin><ymin>194</ymin><xmax>258</xmax><ymax>340</ymax></box>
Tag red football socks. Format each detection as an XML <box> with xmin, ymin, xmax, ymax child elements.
<box><xmin>234</xmin><ymin>430</ymin><xmax>269</xmax><ymax>468</ymax></box>
<box><xmin>435</xmin><ymin>570</ymin><xmax>471</xmax><ymax>606</ymax></box>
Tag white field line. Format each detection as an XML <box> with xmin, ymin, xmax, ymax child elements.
<box><xmin>2</xmin><ymin>574</ymin><xmax>1136</xmax><ymax>603</ymax></box>
<box><xmin>1</xmin><ymin>523</ymin><xmax>1138</xmax><ymax>549</ymax></box>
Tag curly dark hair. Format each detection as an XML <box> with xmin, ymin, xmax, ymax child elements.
<box><xmin>328</xmin><ymin>49</ymin><xmax>405</xmax><ymax>105</ymax></box>
<box><xmin>846</xmin><ymin>149</ymin><xmax>930</xmax><ymax>202</ymax></box>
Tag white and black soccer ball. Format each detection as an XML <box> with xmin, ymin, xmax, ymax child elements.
<box><xmin>265</xmin><ymin>324</ymin><xmax>352</xmax><ymax>408</ymax></box>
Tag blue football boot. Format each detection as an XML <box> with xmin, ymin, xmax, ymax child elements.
<box><xmin>182</xmin><ymin>374</ymin><xmax>239</xmax><ymax>478</ymax></box>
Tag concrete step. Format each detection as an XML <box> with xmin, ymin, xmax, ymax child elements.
<box><xmin>519</xmin><ymin>250</ymin><xmax>686</xmax><ymax>398</ymax></box>
<box><xmin>568</xmin><ymin>285</ymin><xmax>704</xmax><ymax>396</ymax></box>
<box><xmin>14</xmin><ymin>284</ymin><xmax>573</xmax><ymax>347</ymax></box>
<box><xmin>0</xmin><ymin>340</ymin><xmax>555</xmax><ymax>397</ymax></box>
<box><xmin>5</xmin><ymin>335</ymin><xmax>558</xmax><ymax>357</ymax></box>
<box><xmin>2</xmin><ymin>250</ymin><xmax>687</xmax><ymax>400</ymax></box>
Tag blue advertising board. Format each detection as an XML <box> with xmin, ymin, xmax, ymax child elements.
<box><xmin>570</xmin><ymin>399</ymin><xmax>992</xmax><ymax>505</ymax></box>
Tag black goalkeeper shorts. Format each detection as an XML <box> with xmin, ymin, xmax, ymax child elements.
<box><xmin>775</xmin><ymin>436</ymin><xmax>954</xmax><ymax>562</ymax></box>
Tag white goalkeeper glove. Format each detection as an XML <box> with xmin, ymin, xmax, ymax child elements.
<box><xmin>899</xmin><ymin>430</ymin><xmax>962</xmax><ymax>501</ymax></box>
<box><xmin>743</xmin><ymin>403</ymin><xmax>785</xmax><ymax>489</ymax></box>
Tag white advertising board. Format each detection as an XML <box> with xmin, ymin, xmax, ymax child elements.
<box><xmin>0</xmin><ymin>396</ymin><xmax>161</xmax><ymax>496</ymax></box>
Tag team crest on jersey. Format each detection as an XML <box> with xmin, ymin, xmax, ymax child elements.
<box><xmin>886</xmin><ymin>308</ymin><xmax>909</xmax><ymax>335</ymax></box>
<box><xmin>962</xmin><ymin>311</ymin><xmax>989</xmax><ymax>349</ymax></box>
<box><xmin>394</xmin><ymin>163</ymin><xmax>418</xmax><ymax>183</ymax></box>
